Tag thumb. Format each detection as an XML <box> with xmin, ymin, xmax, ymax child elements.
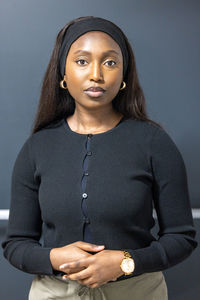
<box><xmin>78</xmin><ymin>242</ymin><xmax>105</xmax><ymax>252</ymax></box>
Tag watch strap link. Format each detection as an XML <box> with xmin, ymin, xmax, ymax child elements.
<box><xmin>120</xmin><ymin>250</ymin><xmax>135</xmax><ymax>276</ymax></box>
<box><xmin>123</xmin><ymin>250</ymin><xmax>132</xmax><ymax>258</ymax></box>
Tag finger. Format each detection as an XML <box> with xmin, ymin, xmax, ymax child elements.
<box><xmin>89</xmin><ymin>282</ymin><xmax>99</xmax><ymax>289</ymax></box>
<box><xmin>88</xmin><ymin>281</ymin><xmax>105</xmax><ymax>289</ymax></box>
<box><xmin>59</xmin><ymin>256</ymin><xmax>93</xmax><ymax>271</ymax></box>
<box><xmin>59</xmin><ymin>261</ymin><xmax>80</xmax><ymax>271</ymax></box>
<box><xmin>77</xmin><ymin>242</ymin><xmax>105</xmax><ymax>252</ymax></box>
<box><xmin>64</xmin><ymin>266</ymin><xmax>86</xmax><ymax>275</ymax></box>
<box><xmin>79</xmin><ymin>277</ymin><xmax>96</xmax><ymax>286</ymax></box>
<box><xmin>63</xmin><ymin>267</ymin><xmax>92</xmax><ymax>281</ymax></box>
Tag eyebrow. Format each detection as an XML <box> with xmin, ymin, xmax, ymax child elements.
<box><xmin>73</xmin><ymin>49</ymin><xmax>120</xmax><ymax>56</ymax></box>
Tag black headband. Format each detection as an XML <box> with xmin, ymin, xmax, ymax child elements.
<box><xmin>59</xmin><ymin>17</ymin><xmax>129</xmax><ymax>78</ymax></box>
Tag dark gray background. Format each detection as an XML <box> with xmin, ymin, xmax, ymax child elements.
<box><xmin>0</xmin><ymin>0</ymin><xmax>199</xmax><ymax>299</ymax></box>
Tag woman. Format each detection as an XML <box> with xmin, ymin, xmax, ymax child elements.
<box><xmin>2</xmin><ymin>16</ymin><xmax>198</xmax><ymax>300</ymax></box>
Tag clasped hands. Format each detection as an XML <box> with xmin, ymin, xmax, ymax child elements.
<box><xmin>58</xmin><ymin>243</ymin><xmax>125</xmax><ymax>289</ymax></box>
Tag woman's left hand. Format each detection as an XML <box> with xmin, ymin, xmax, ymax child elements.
<box><xmin>59</xmin><ymin>249</ymin><xmax>125</xmax><ymax>288</ymax></box>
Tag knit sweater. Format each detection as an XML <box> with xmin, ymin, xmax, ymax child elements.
<box><xmin>1</xmin><ymin>116</ymin><xmax>198</xmax><ymax>282</ymax></box>
<box><xmin>79</xmin><ymin>116</ymin><xmax>126</xmax><ymax>245</ymax></box>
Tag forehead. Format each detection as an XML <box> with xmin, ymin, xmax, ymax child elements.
<box><xmin>68</xmin><ymin>31</ymin><xmax>122</xmax><ymax>55</ymax></box>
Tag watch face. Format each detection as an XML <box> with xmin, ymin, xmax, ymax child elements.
<box><xmin>121</xmin><ymin>258</ymin><xmax>135</xmax><ymax>273</ymax></box>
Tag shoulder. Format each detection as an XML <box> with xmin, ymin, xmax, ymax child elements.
<box><xmin>124</xmin><ymin>118</ymin><xmax>182</xmax><ymax>157</ymax></box>
<box><xmin>124</xmin><ymin>118</ymin><xmax>163</xmax><ymax>142</ymax></box>
<box><xmin>16</xmin><ymin>119</ymin><xmax>64</xmax><ymax>159</ymax></box>
<box><xmin>142</xmin><ymin>122</ymin><xmax>185</xmax><ymax>167</ymax></box>
<box><xmin>127</xmin><ymin>118</ymin><xmax>175</xmax><ymax>141</ymax></box>
<box><xmin>28</xmin><ymin>118</ymin><xmax>64</xmax><ymax>144</ymax></box>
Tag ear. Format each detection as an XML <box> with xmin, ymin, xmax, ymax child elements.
<box><xmin>64</xmin><ymin>74</ymin><xmax>68</xmax><ymax>81</ymax></box>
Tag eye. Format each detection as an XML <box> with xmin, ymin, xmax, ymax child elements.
<box><xmin>105</xmin><ymin>60</ymin><xmax>116</xmax><ymax>67</ymax></box>
<box><xmin>75</xmin><ymin>59</ymin><xmax>116</xmax><ymax>67</ymax></box>
<box><xmin>75</xmin><ymin>59</ymin><xmax>87</xmax><ymax>65</ymax></box>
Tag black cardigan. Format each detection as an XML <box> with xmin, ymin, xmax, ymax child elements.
<box><xmin>1</xmin><ymin>117</ymin><xmax>198</xmax><ymax>282</ymax></box>
<box><xmin>78</xmin><ymin>116</ymin><xmax>126</xmax><ymax>245</ymax></box>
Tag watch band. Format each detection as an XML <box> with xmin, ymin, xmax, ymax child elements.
<box><xmin>120</xmin><ymin>250</ymin><xmax>135</xmax><ymax>276</ymax></box>
<box><xmin>123</xmin><ymin>250</ymin><xmax>132</xmax><ymax>258</ymax></box>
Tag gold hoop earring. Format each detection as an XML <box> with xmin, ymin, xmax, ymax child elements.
<box><xmin>60</xmin><ymin>80</ymin><xmax>68</xmax><ymax>89</ymax></box>
<box><xmin>120</xmin><ymin>81</ymin><xmax>126</xmax><ymax>90</ymax></box>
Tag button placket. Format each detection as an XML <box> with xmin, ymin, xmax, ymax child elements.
<box><xmin>80</xmin><ymin>134</ymin><xmax>94</xmax><ymax>242</ymax></box>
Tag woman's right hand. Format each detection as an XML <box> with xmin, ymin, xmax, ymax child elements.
<box><xmin>49</xmin><ymin>241</ymin><xmax>105</xmax><ymax>273</ymax></box>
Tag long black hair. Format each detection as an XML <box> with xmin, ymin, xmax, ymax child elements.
<box><xmin>30</xmin><ymin>16</ymin><xmax>163</xmax><ymax>135</ymax></box>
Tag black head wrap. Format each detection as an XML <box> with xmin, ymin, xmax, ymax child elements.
<box><xmin>59</xmin><ymin>17</ymin><xmax>129</xmax><ymax>79</ymax></box>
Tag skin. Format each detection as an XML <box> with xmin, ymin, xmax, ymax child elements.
<box><xmin>50</xmin><ymin>31</ymin><xmax>128</xmax><ymax>289</ymax></box>
<box><xmin>50</xmin><ymin>242</ymin><xmax>124</xmax><ymax>288</ymax></box>
<box><xmin>64</xmin><ymin>30</ymin><xmax>124</xmax><ymax>133</ymax></box>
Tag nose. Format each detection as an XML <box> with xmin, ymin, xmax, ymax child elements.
<box><xmin>89</xmin><ymin>61</ymin><xmax>103</xmax><ymax>81</ymax></box>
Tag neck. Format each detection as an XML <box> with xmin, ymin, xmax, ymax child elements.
<box><xmin>66</xmin><ymin>108</ymin><xmax>124</xmax><ymax>134</ymax></box>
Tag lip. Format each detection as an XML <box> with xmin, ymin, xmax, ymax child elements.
<box><xmin>84</xmin><ymin>90</ymin><xmax>105</xmax><ymax>97</ymax></box>
<box><xmin>84</xmin><ymin>86</ymin><xmax>105</xmax><ymax>92</ymax></box>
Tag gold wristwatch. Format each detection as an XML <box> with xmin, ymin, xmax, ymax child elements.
<box><xmin>120</xmin><ymin>250</ymin><xmax>135</xmax><ymax>275</ymax></box>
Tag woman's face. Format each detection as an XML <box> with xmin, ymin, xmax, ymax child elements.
<box><xmin>64</xmin><ymin>31</ymin><xmax>123</xmax><ymax>109</ymax></box>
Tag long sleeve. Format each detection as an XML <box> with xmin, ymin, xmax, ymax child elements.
<box><xmin>124</xmin><ymin>127</ymin><xmax>198</xmax><ymax>277</ymax></box>
<box><xmin>1</xmin><ymin>118</ymin><xmax>198</xmax><ymax>279</ymax></box>
<box><xmin>1</xmin><ymin>138</ymin><xmax>54</xmax><ymax>275</ymax></box>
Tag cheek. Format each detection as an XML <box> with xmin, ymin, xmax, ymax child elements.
<box><xmin>106</xmin><ymin>75</ymin><xmax>122</xmax><ymax>94</ymax></box>
<box><xmin>66</xmin><ymin>71</ymin><xmax>84</xmax><ymax>94</ymax></box>
<box><xmin>105</xmin><ymin>67</ymin><xmax>123</xmax><ymax>86</ymax></box>
<box><xmin>67</xmin><ymin>68</ymin><xmax>82</xmax><ymax>82</ymax></box>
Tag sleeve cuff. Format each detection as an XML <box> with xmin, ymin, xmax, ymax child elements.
<box><xmin>22</xmin><ymin>245</ymin><xmax>55</xmax><ymax>275</ymax></box>
<box><xmin>117</xmin><ymin>248</ymin><xmax>144</xmax><ymax>280</ymax></box>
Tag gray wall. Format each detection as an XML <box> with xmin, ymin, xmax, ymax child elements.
<box><xmin>0</xmin><ymin>0</ymin><xmax>199</xmax><ymax>299</ymax></box>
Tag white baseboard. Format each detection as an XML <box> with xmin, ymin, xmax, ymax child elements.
<box><xmin>0</xmin><ymin>209</ymin><xmax>200</xmax><ymax>220</ymax></box>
